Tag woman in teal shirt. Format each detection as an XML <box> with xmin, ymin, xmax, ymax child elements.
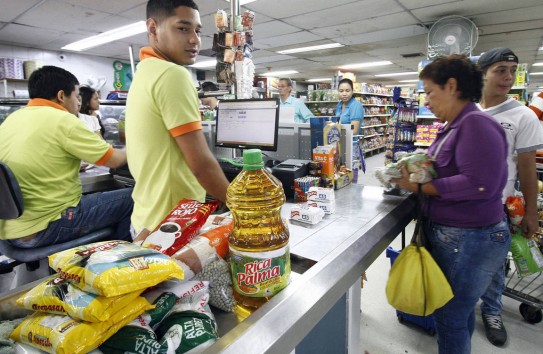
<box><xmin>334</xmin><ymin>78</ymin><xmax>363</xmax><ymax>135</ymax></box>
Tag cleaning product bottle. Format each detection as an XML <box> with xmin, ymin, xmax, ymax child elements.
<box><xmin>227</xmin><ymin>149</ymin><xmax>290</xmax><ymax>310</ymax></box>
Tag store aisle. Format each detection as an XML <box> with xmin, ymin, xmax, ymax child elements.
<box><xmin>358</xmin><ymin>152</ymin><xmax>543</xmax><ymax>354</ymax></box>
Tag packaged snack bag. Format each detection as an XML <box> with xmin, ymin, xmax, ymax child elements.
<box><xmin>506</xmin><ymin>195</ymin><xmax>525</xmax><ymax>226</ymax></box>
<box><xmin>49</xmin><ymin>241</ymin><xmax>184</xmax><ymax>297</ymax></box>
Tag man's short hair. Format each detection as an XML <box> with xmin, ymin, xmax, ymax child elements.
<box><xmin>478</xmin><ymin>47</ymin><xmax>518</xmax><ymax>72</ymax></box>
<box><xmin>28</xmin><ymin>66</ymin><xmax>79</xmax><ymax>100</ymax></box>
<box><xmin>279</xmin><ymin>78</ymin><xmax>293</xmax><ymax>87</ymax></box>
<box><xmin>146</xmin><ymin>0</ymin><xmax>198</xmax><ymax>22</ymax></box>
<box><xmin>201</xmin><ymin>81</ymin><xmax>219</xmax><ymax>92</ymax></box>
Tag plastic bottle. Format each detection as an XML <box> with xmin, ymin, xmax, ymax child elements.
<box><xmin>226</xmin><ymin>149</ymin><xmax>291</xmax><ymax>310</ymax></box>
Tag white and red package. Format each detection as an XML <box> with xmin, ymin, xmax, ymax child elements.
<box><xmin>139</xmin><ymin>199</ymin><xmax>220</xmax><ymax>256</ymax></box>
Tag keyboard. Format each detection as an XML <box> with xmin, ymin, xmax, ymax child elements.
<box><xmin>217</xmin><ymin>158</ymin><xmax>243</xmax><ymax>181</ymax></box>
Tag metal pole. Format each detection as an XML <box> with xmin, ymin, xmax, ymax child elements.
<box><xmin>230</xmin><ymin>0</ymin><xmax>240</xmax><ymax>97</ymax></box>
<box><xmin>129</xmin><ymin>45</ymin><xmax>136</xmax><ymax>77</ymax></box>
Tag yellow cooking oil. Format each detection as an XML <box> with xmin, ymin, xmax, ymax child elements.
<box><xmin>226</xmin><ymin>149</ymin><xmax>290</xmax><ymax>310</ymax></box>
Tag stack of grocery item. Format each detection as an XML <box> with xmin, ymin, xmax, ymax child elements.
<box><xmin>10</xmin><ymin>199</ymin><xmax>241</xmax><ymax>353</ymax></box>
<box><xmin>10</xmin><ymin>240</ymin><xmax>184</xmax><ymax>353</ymax></box>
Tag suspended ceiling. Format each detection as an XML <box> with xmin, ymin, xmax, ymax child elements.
<box><xmin>0</xmin><ymin>0</ymin><xmax>542</xmax><ymax>91</ymax></box>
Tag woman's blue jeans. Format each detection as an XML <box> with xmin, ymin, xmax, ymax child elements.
<box><xmin>424</xmin><ymin>218</ymin><xmax>511</xmax><ymax>354</ymax></box>
<box><xmin>9</xmin><ymin>188</ymin><xmax>134</xmax><ymax>248</ymax></box>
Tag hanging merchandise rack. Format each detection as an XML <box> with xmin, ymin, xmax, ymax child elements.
<box><xmin>384</xmin><ymin>97</ymin><xmax>418</xmax><ymax>165</ymax></box>
<box><xmin>212</xmin><ymin>5</ymin><xmax>256</xmax><ymax>98</ymax></box>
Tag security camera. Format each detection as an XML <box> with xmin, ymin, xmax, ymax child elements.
<box><xmin>58</xmin><ymin>54</ymin><xmax>66</xmax><ymax>61</ymax></box>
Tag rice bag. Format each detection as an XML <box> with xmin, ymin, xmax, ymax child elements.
<box><xmin>99</xmin><ymin>291</ymin><xmax>177</xmax><ymax>354</ymax></box>
<box><xmin>10</xmin><ymin>297</ymin><xmax>152</xmax><ymax>354</ymax></box>
<box><xmin>15</xmin><ymin>275</ymin><xmax>144</xmax><ymax>323</ymax></box>
<box><xmin>155</xmin><ymin>282</ymin><xmax>218</xmax><ymax>353</ymax></box>
<box><xmin>48</xmin><ymin>241</ymin><xmax>184</xmax><ymax>297</ymax></box>
<box><xmin>137</xmin><ymin>199</ymin><xmax>220</xmax><ymax>256</ymax></box>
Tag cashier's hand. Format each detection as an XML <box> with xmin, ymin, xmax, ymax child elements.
<box><xmin>390</xmin><ymin>165</ymin><xmax>417</xmax><ymax>193</ymax></box>
<box><xmin>80</xmin><ymin>162</ymin><xmax>89</xmax><ymax>172</ymax></box>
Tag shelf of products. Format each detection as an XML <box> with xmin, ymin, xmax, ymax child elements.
<box><xmin>1</xmin><ymin>78</ymin><xmax>28</xmax><ymax>98</ymax></box>
<box><xmin>305</xmin><ymin>90</ymin><xmax>395</xmax><ymax>157</ymax></box>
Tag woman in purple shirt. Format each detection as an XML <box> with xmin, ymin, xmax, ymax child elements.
<box><xmin>392</xmin><ymin>55</ymin><xmax>510</xmax><ymax>354</ymax></box>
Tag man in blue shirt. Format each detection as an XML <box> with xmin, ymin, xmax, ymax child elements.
<box><xmin>278</xmin><ymin>78</ymin><xmax>313</xmax><ymax>123</ymax></box>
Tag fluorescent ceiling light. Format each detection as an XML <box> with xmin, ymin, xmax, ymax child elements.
<box><xmin>339</xmin><ymin>61</ymin><xmax>392</xmax><ymax>70</ymax></box>
<box><xmin>63</xmin><ymin>22</ymin><xmax>146</xmax><ymax>51</ymax></box>
<box><xmin>530</xmin><ymin>72</ymin><xmax>543</xmax><ymax>75</ymax></box>
<box><xmin>532</xmin><ymin>63</ymin><xmax>543</xmax><ymax>66</ymax></box>
<box><xmin>385</xmin><ymin>84</ymin><xmax>416</xmax><ymax>87</ymax></box>
<box><xmin>226</xmin><ymin>0</ymin><xmax>258</xmax><ymax>5</ymax></box>
<box><xmin>277</xmin><ymin>43</ymin><xmax>344</xmax><ymax>55</ymax></box>
<box><xmin>261</xmin><ymin>70</ymin><xmax>298</xmax><ymax>77</ymax></box>
<box><xmin>190</xmin><ymin>60</ymin><xmax>217</xmax><ymax>68</ymax></box>
<box><xmin>306</xmin><ymin>78</ymin><xmax>332</xmax><ymax>82</ymax></box>
<box><xmin>539</xmin><ymin>46</ymin><xmax>543</xmax><ymax>50</ymax></box>
<box><xmin>399</xmin><ymin>79</ymin><xmax>419</xmax><ymax>83</ymax></box>
<box><xmin>375</xmin><ymin>71</ymin><xmax>418</xmax><ymax>77</ymax></box>
<box><xmin>62</xmin><ymin>21</ymin><xmax>147</xmax><ymax>51</ymax></box>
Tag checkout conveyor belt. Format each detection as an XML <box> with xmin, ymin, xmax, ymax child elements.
<box><xmin>0</xmin><ymin>172</ymin><xmax>416</xmax><ymax>353</ymax></box>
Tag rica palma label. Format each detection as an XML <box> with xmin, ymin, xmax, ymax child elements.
<box><xmin>230</xmin><ymin>246</ymin><xmax>291</xmax><ymax>298</ymax></box>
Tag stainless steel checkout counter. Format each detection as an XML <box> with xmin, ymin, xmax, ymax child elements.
<box><xmin>0</xmin><ymin>168</ymin><xmax>415</xmax><ymax>354</ymax></box>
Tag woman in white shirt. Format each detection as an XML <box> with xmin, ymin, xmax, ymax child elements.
<box><xmin>79</xmin><ymin>86</ymin><xmax>104</xmax><ymax>137</ymax></box>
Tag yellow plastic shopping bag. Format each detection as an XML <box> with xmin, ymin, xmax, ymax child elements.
<box><xmin>386</xmin><ymin>243</ymin><xmax>453</xmax><ymax>316</ymax></box>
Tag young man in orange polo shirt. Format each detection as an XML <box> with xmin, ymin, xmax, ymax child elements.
<box><xmin>0</xmin><ymin>66</ymin><xmax>133</xmax><ymax>247</ymax></box>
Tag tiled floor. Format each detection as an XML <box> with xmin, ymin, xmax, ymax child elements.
<box><xmin>357</xmin><ymin>152</ymin><xmax>543</xmax><ymax>354</ymax></box>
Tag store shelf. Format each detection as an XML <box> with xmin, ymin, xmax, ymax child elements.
<box><xmin>363</xmin><ymin>104</ymin><xmax>394</xmax><ymax>107</ymax></box>
<box><xmin>416</xmin><ymin>115</ymin><xmax>437</xmax><ymax>119</ymax></box>
<box><xmin>363</xmin><ymin>133</ymin><xmax>384</xmax><ymax>139</ymax></box>
<box><xmin>365</xmin><ymin>114</ymin><xmax>391</xmax><ymax>117</ymax></box>
<box><xmin>1</xmin><ymin>78</ymin><xmax>28</xmax><ymax>98</ymax></box>
<box><xmin>354</xmin><ymin>91</ymin><xmax>393</xmax><ymax>97</ymax></box>
<box><xmin>363</xmin><ymin>145</ymin><xmax>386</xmax><ymax>154</ymax></box>
<box><xmin>361</xmin><ymin>123</ymin><xmax>388</xmax><ymax>129</ymax></box>
<box><xmin>414</xmin><ymin>142</ymin><xmax>432</xmax><ymax>147</ymax></box>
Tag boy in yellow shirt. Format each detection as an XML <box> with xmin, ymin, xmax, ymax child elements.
<box><xmin>0</xmin><ymin>66</ymin><xmax>132</xmax><ymax>247</ymax></box>
<box><xmin>126</xmin><ymin>0</ymin><xmax>229</xmax><ymax>235</ymax></box>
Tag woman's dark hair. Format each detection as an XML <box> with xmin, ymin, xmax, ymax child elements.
<box><xmin>28</xmin><ymin>66</ymin><xmax>79</xmax><ymax>100</ymax></box>
<box><xmin>79</xmin><ymin>86</ymin><xmax>105</xmax><ymax>137</ymax></box>
<box><xmin>419</xmin><ymin>54</ymin><xmax>483</xmax><ymax>102</ymax></box>
<box><xmin>147</xmin><ymin>0</ymin><xmax>198</xmax><ymax>22</ymax></box>
<box><xmin>79</xmin><ymin>86</ymin><xmax>96</xmax><ymax>115</ymax></box>
<box><xmin>338</xmin><ymin>78</ymin><xmax>354</xmax><ymax>90</ymax></box>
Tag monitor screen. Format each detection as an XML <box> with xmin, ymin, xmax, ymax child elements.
<box><xmin>215</xmin><ymin>98</ymin><xmax>280</xmax><ymax>152</ymax></box>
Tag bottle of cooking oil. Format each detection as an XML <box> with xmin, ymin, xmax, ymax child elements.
<box><xmin>227</xmin><ymin>149</ymin><xmax>290</xmax><ymax>310</ymax></box>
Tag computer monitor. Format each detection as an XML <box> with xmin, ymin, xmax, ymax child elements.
<box><xmin>215</xmin><ymin>98</ymin><xmax>280</xmax><ymax>152</ymax></box>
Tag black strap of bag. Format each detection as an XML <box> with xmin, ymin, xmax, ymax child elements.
<box><xmin>411</xmin><ymin>183</ymin><xmax>430</xmax><ymax>249</ymax></box>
